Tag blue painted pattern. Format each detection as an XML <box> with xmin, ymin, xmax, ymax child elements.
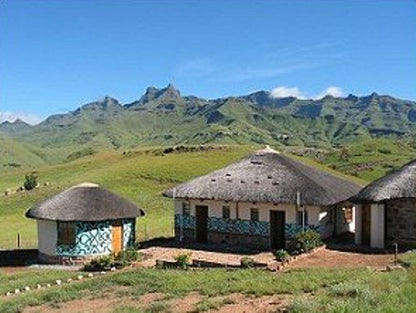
<box><xmin>175</xmin><ymin>214</ymin><xmax>319</xmax><ymax>239</ymax></box>
<box><xmin>56</xmin><ymin>219</ymin><xmax>136</xmax><ymax>257</ymax></box>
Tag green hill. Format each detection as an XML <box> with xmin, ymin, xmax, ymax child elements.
<box><xmin>1</xmin><ymin>85</ymin><xmax>416</xmax><ymax>166</ymax></box>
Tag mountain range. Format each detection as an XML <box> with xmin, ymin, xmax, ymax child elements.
<box><xmin>1</xmin><ymin>84</ymin><xmax>416</xmax><ymax>166</ymax></box>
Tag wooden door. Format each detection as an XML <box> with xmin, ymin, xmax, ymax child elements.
<box><xmin>112</xmin><ymin>221</ymin><xmax>123</xmax><ymax>255</ymax></box>
<box><xmin>195</xmin><ymin>205</ymin><xmax>208</xmax><ymax>243</ymax></box>
<box><xmin>270</xmin><ymin>211</ymin><xmax>285</xmax><ymax>249</ymax></box>
<box><xmin>361</xmin><ymin>204</ymin><xmax>371</xmax><ymax>246</ymax></box>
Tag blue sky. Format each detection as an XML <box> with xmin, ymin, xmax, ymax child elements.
<box><xmin>1</xmin><ymin>0</ymin><xmax>415</xmax><ymax>124</ymax></box>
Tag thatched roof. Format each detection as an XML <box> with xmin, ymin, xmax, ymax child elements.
<box><xmin>163</xmin><ymin>147</ymin><xmax>361</xmax><ymax>206</ymax></box>
<box><xmin>26</xmin><ymin>183</ymin><xmax>145</xmax><ymax>221</ymax></box>
<box><xmin>350</xmin><ymin>159</ymin><xmax>416</xmax><ymax>203</ymax></box>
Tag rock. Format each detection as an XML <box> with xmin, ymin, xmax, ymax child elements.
<box><xmin>24</xmin><ymin>286</ymin><xmax>30</xmax><ymax>292</ymax></box>
<box><xmin>88</xmin><ymin>273</ymin><xmax>94</xmax><ymax>277</ymax></box>
<box><xmin>14</xmin><ymin>289</ymin><xmax>20</xmax><ymax>294</ymax></box>
<box><xmin>77</xmin><ymin>275</ymin><xmax>83</xmax><ymax>280</ymax></box>
<box><xmin>37</xmin><ymin>284</ymin><xmax>42</xmax><ymax>289</ymax></box>
<box><xmin>56</xmin><ymin>280</ymin><xmax>62</xmax><ymax>285</ymax></box>
<box><xmin>46</xmin><ymin>284</ymin><xmax>51</xmax><ymax>288</ymax></box>
<box><xmin>67</xmin><ymin>278</ymin><xmax>73</xmax><ymax>283</ymax></box>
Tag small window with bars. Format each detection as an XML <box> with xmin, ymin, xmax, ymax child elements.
<box><xmin>222</xmin><ymin>206</ymin><xmax>230</xmax><ymax>219</ymax></box>
<box><xmin>250</xmin><ymin>208</ymin><xmax>259</xmax><ymax>221</ymax></box>
<box><xmin>182</xmin><ymin>202</ymin><xmax>191</xmax><ymax>216</ymax></box>
<box><xmin>57</xmin><ymin>221</ymin><xmax>76</xmax><ymax>245</ymax></box>
<box><xmin>297</xmin><ymin>209</ymin><xmax>308</xmax><ymax>225</ymax></box>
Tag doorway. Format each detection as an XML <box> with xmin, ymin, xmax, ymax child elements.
<box><xmin>112</xmin><ymin>221</ymin><xmax>123</xmax><ymax>255</ymax></box>
<box><xmin>195</xmin><ymin>205</ymin><xmax>208</xmax><ymax>243</ymax></box>
<box><xmin>270</xmin><ymin>210</ymin><xmax>285</xmax><ymax>249</ymax></box>
<box><xmin>361</xmin><ymin>204</ymin><xmax>371</xmax><ymax>246</ymax></box>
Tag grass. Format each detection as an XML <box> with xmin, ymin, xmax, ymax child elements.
<box><xmin>0</xmin><ymin>259</ymin><xmax>415</xmax><ymax>313</ymax></box>
<box><xmin>0</xmin><ymin>146</ymin><xmax>253</xmax><ymax>248</ymax></box>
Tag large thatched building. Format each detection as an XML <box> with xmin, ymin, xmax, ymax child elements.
<box><xmin>26</xmin><ymin>183</ymin><xmax>145</xmax><ymax>263</ymax></box>
<box><xmin>351</xmin><ymin>160</ymin><xmax>416</xmax><ymax>250</ymax></box>
<box><xmin>164</xmin><ymin>147</ymin><xmax>361</xmax><ymax>249</ymax></box>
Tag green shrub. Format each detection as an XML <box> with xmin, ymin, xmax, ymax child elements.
<box><xmin>175</xmin><ymin>253</ymin><xmax>192</xmax><ymax>270</ymax></box>
<box><xmin>274</xmin><ymin>249</ymin><xmax>290</xmax><ymax>262</ymax></box>
<box><xmin>23</xmin><ymin>173</ymin><xmax>37</xmax><ymax>190</ymax></box>
<box><xmin>114</xmin><ymin>248</ymin><xmax>142</xmax><ymax>268</ymax></box>
<box><xmin>240</xmin><ymin>257</ymin><xmax>255</xmax><ymax>268</ymax></box>
<box><xmin>83</xmin><ymin>255</ymin><xmax>114</xmax><ymax>272</ymax></box>
<box><xmin>288</xmin><ymin>230</ymin><xmax>323</xmax><ymax>255</ymax></box>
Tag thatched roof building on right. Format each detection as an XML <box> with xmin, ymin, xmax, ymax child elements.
<box><xmin>350</xmin><ymin>160</ymin><xmax>416</xmax><ymax>250</ymax></box>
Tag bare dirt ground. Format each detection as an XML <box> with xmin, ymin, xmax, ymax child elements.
<box><xmin>136</xmin><ymin>245</ymin><xmax>396</xmax><ymax>269</ymax></box>
<box><xmin>23</xmin><ymin>292</ymin><xmax>293</xmax><ymax>313</ymax></box>
<box><xmin>286</xmin><ymin>248</ymin><xmax>395</xmax><ymax>269</ymax></box>
<box><xmin>137</xmin><ymin>246</ymin><xmax>276</xmax><ymax>267</ymax></box>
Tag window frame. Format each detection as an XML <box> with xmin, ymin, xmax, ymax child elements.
<box><xmin>222</xmin><ymin>205</ymin><xmax>230</xmax><ymax>219</ymax></box>
<box><xmin>250</xmin><ymin>208</ymin><xmax>259</xmax><ymax>222</ymax></box>
<box><xmin>57</xmin><ymin>221</ymin><xmax>76</xmax><ymax>246</ymax></box>
<box><xmin>296</xmin><ymin>208</ymin><xmax>308</xmax><ymax>225</ymax></box>
<box><xmin>182</xmin><ymin>202</ymin><xmax>191</xmax><ymax>216</ymax></box>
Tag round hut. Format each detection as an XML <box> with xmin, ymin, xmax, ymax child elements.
<box><xmin>350</xmin><ymin>160</ymin><xmax>416</xmax><ymax>250</ymax></box>
<box><xmin>163</xmin><ymin>147</ymin><xmax>361</xmax><ymax>249</ymax></box>
<box><xmin>26</xmin><ymin>183</ymin><xmax>145</xmax><ymax>263</ymax></box>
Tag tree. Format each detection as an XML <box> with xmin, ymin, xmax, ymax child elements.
<box><xmin>23</xmin><ymin>173</ymin><xmax>38</xmax><ymax>190</ymax></box>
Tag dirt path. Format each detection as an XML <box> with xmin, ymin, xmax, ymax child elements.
<box><xmin>24</xmin><ymin>292</ymin><xmax>293</xmax><ymax>313</ymax></box>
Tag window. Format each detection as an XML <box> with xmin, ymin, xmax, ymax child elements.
<box><xmin>182</xmin><ymin>202</ymin><xmax>190</xmax><ymax>216</ymax></box>
<box><xmin>222</xmin><ymin>206</ymin><xmax>230</xmax><ymax>219</ymax></box>
<box><xmin>57</xmin><ymin>222</ymin><xmax>76</xmax><ymax>245</ymax></box>
<box><xmin>297</xmin><ymin>209</ymin><xmax>308</xmax><ymax>225</ymax></box>
<box><xmin>250</xmin><ymin>208</ymin><xmax>259</xmax><ymax>221</ymax></box>
<box><xmin>344</xmin><ymin>206</ymin><xmax>353</xmax><ymax>223</ymax></box>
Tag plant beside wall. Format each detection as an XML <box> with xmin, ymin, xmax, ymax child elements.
<box><xmin>240</xmin><ymin>257</ymin><xmax>255</xmax><ymax>268</ymax></box>
<box><xmin>274</xmin><ymin>249</ymin><xmax>290</xmax><ymax>262</ymax></box>
<box><xmin>83</xmin><ymin>249</ymin><xmax>142</xmax><ymax>271</ymax></box>
<box><xmin>288</xmin><ymin>230</ymin><xmax>323</xmax><ymax>255</ymax></box>
<box><xmin>175</xmin><ymin>253</ymin><xmax>192</xmax><ymax>270</ymax></box>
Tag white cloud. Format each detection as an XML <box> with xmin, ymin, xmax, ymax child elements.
<box><xmin>0</xmin><ymin>112</ymin><xmax>43</xmax><ymax>125</ymax></box>
<box><xmin>314</xmin><ymin>86</ymin><xmax>345</xmax><ymax>99</ymax></box>
<box><xmin>271</xmin><ymin>86</ymin><xmax>306</xmax><ymax>99</ymax></box>
<box><xmin>270</xmin><ymin>85</ymin><xmax>346</xmax><ymax>100</ymax></box>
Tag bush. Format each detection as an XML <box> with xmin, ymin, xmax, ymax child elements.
<box><xmin>240</xmin><ymin>257</ymin><xmax>255</xmax><ymax>268</ymax></box>
<box><xmin>175</xmin><ymin>253</ymin><xmax>192</xmax><ymax>270</ymax></box>
<box><xmin>274</xmin><ymin>249</ymin><xmax>290</xmax><ymax>262</ymax></box>
<box><xmin>288</xmin><ymin>230</ymin><xmax>323</xmax><ymax>255</ymax></box>
<box><xmin>83</xmin><ymin>255</ymin><xmax>114</xmax><ymax>272</ymax></box>
<box><xmin>23</xmin><ymin>173</ymin><xmax>37</xmax><ymax>190</ymax></box>
<box><xmin>114</xmin><ymin>248</ymin><xmax>142</xmax><ymax>268</ymax></box>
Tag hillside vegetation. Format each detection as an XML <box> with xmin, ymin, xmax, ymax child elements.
<box><xmin>0</xmin><ymin>145</ymin><xmax>367</xmax><ymax>249</ymax></box>
<box><xmin>1</xmin><ymin>84</ymin><xmax>416</xmax><ymax>167</ymax></box>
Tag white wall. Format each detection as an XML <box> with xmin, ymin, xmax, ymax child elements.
<box><xmin>174</xmin><ymin>199</ymin><xmax>321</xmax><ymax>226</ymax></box>
<box><xmin>37</xmin><ymin>220</ymin><xmax>57</xmax><ymax>256</ymax></box>
<box><xmin>371</xmin><ymin>203</ymin><xmax>385</xmax><ymax>249</ymax></box>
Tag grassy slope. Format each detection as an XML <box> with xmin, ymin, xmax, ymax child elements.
<box><xmin>0</xmin><ymin>254</ymin><xmax>415</xmax><ymax>313</ymax></box>
<box><xmin>0</xmin><ymin>145</ymin><xmax>366</xmax><ymax>249</ymax></box>
<box><xmin>0</xmin><ymin>146</ymin><xmax>254</xmax><ymax>248</ymax></box>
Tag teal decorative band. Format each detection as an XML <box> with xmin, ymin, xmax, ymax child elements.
<box><xmin>207</xmin><ymin>216</ymin><xmax>270</xmax><ymax>236</ymax></box>
<box><xmin>175</xmin><ymin>214</ymin><xmax>320</xmax><ymax>239</ymax></box>
<box><xmin>284</xmin><ymin>223</ymin><xmax>320</xmax><ymax>237</ymax></box>
<box><xmin>174</xmin><ymin>214</ymin><xmax>196</xmax><ymax>229</ymax></box>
